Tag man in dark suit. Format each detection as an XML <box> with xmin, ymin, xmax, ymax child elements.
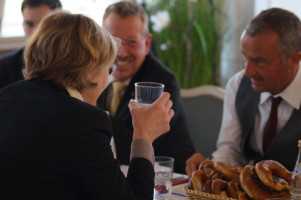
<box><xmin>0</xmin><ymin>0</ymin><xmax>62</xmax><ymax>89</ymax></box>
<box><xmin>98</xmin><ymin>1</ymin><xmax>195</xmax><ymax>173</ymax></box>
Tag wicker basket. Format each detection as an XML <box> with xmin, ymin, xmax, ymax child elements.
<box><xmin>184</xmin><ymin>186</ymin><xmax>237</xmax><ymax>200</ymax></box>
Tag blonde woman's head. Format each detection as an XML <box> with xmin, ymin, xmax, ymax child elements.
<box><xmin>23</xmin><ymin>10</ymin><xmax>119</xmax><ymax>91</ymax></box>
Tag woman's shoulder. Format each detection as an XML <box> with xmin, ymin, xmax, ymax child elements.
<box><xmin>8</xmin><ymin>79</ymin><xmax>111</xmax><ymax>125</ymax></box>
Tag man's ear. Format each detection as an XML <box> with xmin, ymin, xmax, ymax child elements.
<box><xmin>288</xmin><ymin>51</ymin><xmax>301</xmax><ymax>69</ymax></box>
<box><xmin>145</xmin><ymin>33</ymin><xmax>152</xmax><ymax>55</ymax></box>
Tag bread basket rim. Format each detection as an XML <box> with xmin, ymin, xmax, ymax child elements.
<box><xmin>184</xmin><ymin>186</ymin><xmax>238</xmax><ymax>200</ymax></box>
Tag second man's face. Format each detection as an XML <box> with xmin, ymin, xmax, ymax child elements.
<box><xmin>103</xmin><ymin>13</ymin><xmax>152</xmax><ymax>81</ymax></box>
<box><xmin>22</xmin><ymin>4</ymin><xmax>52</xmax><ymax>39</ymax></box>
<box><xmin>241</xmin><ymin>30</ymin><xmax>297</xmax><ymax>94</ymax></box>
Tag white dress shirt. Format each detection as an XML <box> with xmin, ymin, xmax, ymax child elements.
<box><xmin>212</xmin><ymin>65</ymin><xmax>301</xmax><ymax>167</ymax></box>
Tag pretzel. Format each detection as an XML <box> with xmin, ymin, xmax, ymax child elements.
<box><xmin>190</xmin><ymin>160</ymin><xmax>291</xmax><ymax>200</ymax></box>
<box><xmin>190</xmin><ymin>170</ymin><xmax>206</xmax><ymax>191</ymax></box>
<box><xmin>255</xmin><ymin>160</ymin><xmax>292</xmax><ymax>191</ymax></box>
<box><xmin>203</xmin><ymin>180</ymin><xmax>213</xmax><ymax>193</ymax></box>
<box><xmin>238</xmin><ymin>192</ymin><xmax>250</xmax><ymax>200</ymax></box>
<box><xmin>239</xmin><ymin>165</ymin><xmax>289</xmax><ymax>200</ymax></box>
<box><xmin>199</xmin><ymin>160</ymin><xmax>217</xmax><ymax>178</ymax></box>
<box><xmin>227</xmin><ymin>179</ymin><xmax>244</xmax><ymax>199</ymax></box>
<box><xmin>211</xmin><ymin>179</ymin><xmax>228</xmax><ymax>197</ymax></box>
<box><xmin>214</xmin><ymin>161</ymin><xmax>240</xmax><ymax>180</ymax></box>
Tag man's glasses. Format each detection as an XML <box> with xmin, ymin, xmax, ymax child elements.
<box><xmin>121</xmin><ymin>39</ymin><xmax>145</xmax><ymax>49</ymax></box>
<box><xmin>109</xmin><ymin>65</ymin><xmax>116</xmax><ymax>75</ymax></box>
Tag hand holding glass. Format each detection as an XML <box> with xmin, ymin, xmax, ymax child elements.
<box><xmin>134</xmin><ymin>82</ymin><xmax>164</xmax><ymax>106</ymax></box>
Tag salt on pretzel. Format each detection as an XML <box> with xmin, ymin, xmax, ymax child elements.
<box><xmin>239</xmin><ymin>165</ymin><xmax>289</xmax><ymax>200</ymax></box>
<box><xmin>214</xmin><ymin>161</ymin><xmax>240</xmax><ymax>180</ymax></box>
<box><xmin>255</xmin><ymin>160</ymin><xmax>292</xmax><ymax>191</ymax></box>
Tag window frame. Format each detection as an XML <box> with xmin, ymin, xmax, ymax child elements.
<box><xmin>0</xmin><ymin>36</ymin><xmax>25</xmax><ymax>51</ymax></box>
<box><xmin>0</xmin><ymin>0</ymin><xmax>121</xmax><ymax>52</ymax></box>
<box><xmin>0</xmin><ymin>0</ymin><xmax>5</xmax><ymax>35</ymax></box>
<box><xmin>0</xmin><ymin>0</ymin><xmax>25</xmax><ymax>51</ymax></box>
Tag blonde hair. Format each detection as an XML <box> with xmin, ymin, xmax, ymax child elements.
<box><xmin>23</xmin><ymin>10</ymin><xmax>119</xmax><ymax>91</ymax></box>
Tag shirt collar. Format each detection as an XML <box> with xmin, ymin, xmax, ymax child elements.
<box><xmin>280</xmin><ymin>64</ymin><xmax>301</xmax><ymax>110</ymax></box>
<box><xmin>109</xmin><ymin>74</ymin><xmax>131</xmax><ymax>86</ymax></box>
<box><xmin>260</xmin><ymin>92</ymin><xmax>271</xmax><ymax>105</ymax></box>
<box><xmin>66</xmin><ymin>87</ymin><xmax>84</xmax><ymax>101</ymax></box>
<box><xmin>260</xmin><ymin>64</ymin><xmax>301</xmax><ymax>110</ymax></box>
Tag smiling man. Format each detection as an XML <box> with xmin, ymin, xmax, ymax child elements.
<box><xmin>0</xmin><ymin>0</ymin><xmax>62</xmax><ymax>89</ymax></box>
<box><xmin>97</xmin><ymin>1</ymin><xmax>195</xmax><ymax>173</ymax></box>
<box><xmin>185</xmin><ymin>8</ymin><xmax>301</xmax><ymax>176</ymax></box>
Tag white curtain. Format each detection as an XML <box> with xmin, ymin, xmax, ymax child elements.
<box><xmin>219</xmin><ymin>0</ymin><xmax>301</xmax><ymax>87</ymax></box>
<box><xmin>219</xmin><ymin>0</ymin><xmax>254</xmax><ymax>87</ymax></box>
<box><xmin>0</xmin><ymin>0</ymin><xmax>6</xmax><ymax>35</ymax></box>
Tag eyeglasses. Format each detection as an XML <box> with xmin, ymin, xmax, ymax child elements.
<box><xmin>109</xmin><ymin>65</ymin><xmax>116</xmax><ymax>75</ymax></box>
<box><xmin>121</xmin><ymin>39</ymin><xmax>145</xmax><ymax>49</ymax></box>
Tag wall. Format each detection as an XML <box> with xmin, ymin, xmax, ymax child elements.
<box><xmin>255</xmin><ymin>0</ymin><xmax>301</xmax><ymax>18</ymax></box>
<box><xmin>0</xmin><ymin>0</ymin><xmax>4</xmax><ymax>34</ymax></box>
<box><xmin>219</xmin><ymin>0</ymin><xmax>254</xmax><ymax>87</ymax></box>
<box><xmin>1</xmin><ymin>0</ymin><xmax>301</xmax><ymax>84</ymax></box>
<box><xmin>0</xmin><ymin>36</ymin><xmax>25</xmax><ymax>56</ymax></box>
<box><xmin>221</xmin><ymin>0</ymin><xmax>301</xmax><ymax>87</ymax></box>
<box><xmin>219</xmin><ymin>0</ymin><xmax>301</xmax><ymax>87</ymax></box>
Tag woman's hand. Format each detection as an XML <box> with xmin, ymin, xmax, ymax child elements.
<box><xmin>128</xmin><ymin>92</ymin><xmax>174</xmax><ymax>144</ymax></box>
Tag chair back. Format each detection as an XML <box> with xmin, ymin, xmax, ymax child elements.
<box><xmin>181</xmin><ymin>85</ymin><xmax>225</xmax><ymax>157</ymax></box>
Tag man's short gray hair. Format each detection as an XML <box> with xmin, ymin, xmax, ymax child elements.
<box><xmin>245</xmin><ymin>8</ymin><xmax>301</xmax><ymax>58</ymax></box>
<box><xmin>103</xmin><ymin>1</ymin><xmax>149</xmax><ymax>36</ymax></box>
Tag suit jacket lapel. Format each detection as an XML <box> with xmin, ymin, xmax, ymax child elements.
<box><xmin>114</xmin><ymin>55</ymin><xmax>149</xmax><ymax>118</ymax></box>
<box><xmin>235</xmin><ymin>76</ymin><xmax>260</xmax><ymax>157</ymax></box>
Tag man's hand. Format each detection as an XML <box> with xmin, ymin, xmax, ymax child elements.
<box><xmin>185</xmin><ymin>153</ymin><xmax>206</xmax><ymax>177</ymax></box>
<box><xmin>129</xmin><ymin>92</ymin><xmax>174</xmax><ymax>144</ymax></box>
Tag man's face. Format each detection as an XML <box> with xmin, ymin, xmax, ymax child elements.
<box><xmin>22</xmin><ymin>4</ymin><xmax>52</xmax><ymax>39</ymax></box>
<box><xmin>103</xmin><ymin>13</ymin><xmax>152</xmax><ymax>81</ymax></box>
<box><xmin>241</xmin><ymin>30</ymin><xmax>298</xmax><ymax>94</ymax></box>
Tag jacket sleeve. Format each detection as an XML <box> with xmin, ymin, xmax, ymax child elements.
<box><xmin>63</xmin><ymin>109</ymin><xmax>154</xmax><ymax>200</ymax></box>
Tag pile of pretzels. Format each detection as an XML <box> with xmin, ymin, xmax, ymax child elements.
<box><xmin>189</xmin><ymin>160</ymin><xmax>292</xmax><ymax>200</ymax></box>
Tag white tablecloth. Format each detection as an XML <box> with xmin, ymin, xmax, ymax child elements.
<box><xmin>170</xmin><ymin>183</ymin><xmax>187</xmax><ymax>199</ymax></box>
<box><xmin>120</xmin><ymin>165</ymin><xmax>189</xmax><ymax>199</ymax></box>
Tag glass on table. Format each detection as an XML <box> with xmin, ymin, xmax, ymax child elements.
<box><xmin>154</xmin><ymin>156</ymin><xmax>174</xmax><ymax>200</ymax></box>
<box><xmin>134</xmin><ymin>82</ymin><xmax>164</xmax><ymax>106</ymax></box>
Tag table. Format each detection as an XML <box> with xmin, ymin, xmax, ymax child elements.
<box><xmin>120</xmin><ymin>165</ymin><xmax>189</xmax><ymax>199</ymax></box>
<box><xmin>170</xmin><ymin>183</ymin><xmax>188</xmax><ymax>200</ymax></box>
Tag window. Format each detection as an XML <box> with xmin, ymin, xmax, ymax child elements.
<box><xmin>254</xmin><ymin>0</ymin><xmax>301</xmax><ymax>18</ymax></box>
<box><xmin>0</xmin><ymin>0</ymin><xmax>120</xmax><ymax>51</ymax></box>
<box><xmin>0</xmin><ymin>0</ymin><xmax>120</xmax><ymax>38</ymax></box>
<box><xmin>1</xmin><ymin>0</ymin><xmax>23</xmax><ymax>37</ymax></box>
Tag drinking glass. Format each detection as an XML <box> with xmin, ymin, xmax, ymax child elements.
<box><xmin>135</xmin><ymin>82</ymin><xmax>164</xmax><ymax>106</ymax></box>
<box><xmin>153</xmin><ymin>156</ymin><xmax>174</xmax><ymax>200</ymax></box>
